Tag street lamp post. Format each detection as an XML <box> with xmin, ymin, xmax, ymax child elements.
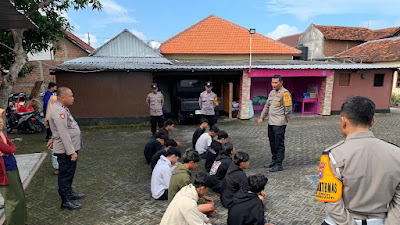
<box><xmin>249</xmin><ymin>28</ymin><xmax>256</xmax><ymax>73</ymax></box>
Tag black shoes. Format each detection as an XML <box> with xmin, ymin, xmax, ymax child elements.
<box><xmin>61</xmin><ymin>201</ymin><xmax>82</xmax><ymax>210</ymax></box>
<box><xmin>68</xmin><ymin>192</ymin><xmax>85</xmax><ymax>200</ymax></box>
<box><xmin>264</xmin><ymin>160</ymin><xmax>277</xmax><ymax>168</ymax></box>
<box><xmin>269</xmin><ymin>164</ymin><xmax>283</xmax><ymax>172</ymax></box>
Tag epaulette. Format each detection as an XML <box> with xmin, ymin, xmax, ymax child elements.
<box><xmin>322</xmin><ymin>140</ymin><xmax>345</xmax><ymax>153</ymax></box>
<box><xmin>380</xmin><ymin>139</ymin><xmax>400</xmax><ymax>148</ymax></box>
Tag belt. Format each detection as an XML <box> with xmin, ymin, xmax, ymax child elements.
<box><xmin>325</xmin><ymin>217</ymin><xmax>384</xmax><ymax>225</ymax></box>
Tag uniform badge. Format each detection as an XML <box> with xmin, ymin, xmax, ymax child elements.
<box><xmin>316</xmin><ymin>154</ymin><xmax>343</xmax><ymax>202</ymax></box>
<box><xmin>275</xmin><ymin>102</ymin><xmax>279</xmax><ymax>105</ymax></box>
<box><xmin>60</xmin><ymin>114</ymin><xmax>65</xmax><ymax>119</ymax></box>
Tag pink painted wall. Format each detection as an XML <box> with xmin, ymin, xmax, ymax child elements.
<box><xmin>251</xmin><ymin>77</ymin><xmax>324</xmax><ymax>113</ymax></box>
<box><xmin>331</xmin><ymin>69</ymin><xmax>394</xmax><ymax>111</ymax></box>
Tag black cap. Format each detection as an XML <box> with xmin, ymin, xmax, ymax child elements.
<box><xmin>151</xmin><ymin>83</ymin><xmax>158</xmax><ymax>89</ymax></box>
<box><xmin>200</xmin><ymin>118</ymin><xmax>209</xmax><ymax>124</ymax></box>
<box><xmin>159</xmin><ymin>135</ymin><xmax>169</xmax><ymax>141</ymax></box>
<box><xmin>205</xmin><ymin>81</ymin><xmax>213</xmax><ymax>87</ymax></box>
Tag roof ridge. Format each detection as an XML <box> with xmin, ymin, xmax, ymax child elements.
<box><xmin>278</xmin><ymin>33</ymin><xmax>303</xmax><ymax>39</ymax></box>
<box><xmin>162</xmin><ymin>15</ymin><xmax>300</xmax><ymax>54</ymax></box>
<box><xmin>314</xmin><ymin>24</ymin><xmax>371</xmax><ymax>30</ymax></box>
<box><xmin>161</xmin><ymin>15</ymin><xmax>214</xmax><ymax>46</ymax></box>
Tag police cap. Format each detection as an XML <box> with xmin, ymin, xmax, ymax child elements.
<box><xmin>151</xmin><ymin>83</ymin><xmax>158</xmax><ymax>89</ymax></box>
<box><xmin>205</xmin><ymin>81</ymin><xmax>213</xmax><ymax>87</ymax></box>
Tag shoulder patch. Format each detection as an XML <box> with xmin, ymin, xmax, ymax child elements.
<box><xmin>283</xmin><ymin>93</ymin><xmax>292</xmax><ymax>107</ymax></box>
<box><xmin>323</xmin><ymin>140</ymin><xmax>344</xmax><ymax>153</ymax></box>
<box><xmin>60</xmin><ymin>114</ymin><xmax>65</xmax><ymax>119</ymax></box>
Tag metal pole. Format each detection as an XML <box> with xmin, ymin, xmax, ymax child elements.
<box><xmin>250</xmin><ymin>33</ymin><xmax>252</xmax><ymax>71</ymax></box>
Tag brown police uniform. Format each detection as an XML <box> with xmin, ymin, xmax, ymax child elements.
<box><xmin>318</xmin><ymin>131</ymin><xmax>400</xmax><ymax>225</ymax></box>
<box><xmin>259</xmin><ymin>86</ymin><xmax>292</xmax><ymax>168</ymax></box>
<box><xmin>48</xmin><ymin>101</ymin><xmax>83</xmax><ymax>204</ymax></box>
<box><xmin>146</xmin><ymin>92</ymin><xmax>164</xmax><ymax>135</ymax></box>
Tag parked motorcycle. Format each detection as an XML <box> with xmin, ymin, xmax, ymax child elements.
<box><xmin>6</xmin><ymin>93</ymin><xmax>45</xmax><ymax>134</ymax></box>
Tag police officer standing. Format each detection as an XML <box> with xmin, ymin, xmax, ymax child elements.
<box><xmin>317</xmin><ymin>96</ymin><xmax>400</xmax><ymax>225</ymax></box>
<box><xmin>199</xmin><ymin>81</ymin><xmax>218</xmax><ymax>128</ymax></box>
<box><xmin>146</xmin><ymin>83</ymin><xmax>164</xmax><ymax>136</ymax></box>
<box><xmin>47</xmin><ymin>87</ymin><xmax>85</xmax><ymax>210</ymax></box>
<box><xmin>258</xmin><ymin>75</ymin><xmax>292</xmax><ymax>172</ymax></box>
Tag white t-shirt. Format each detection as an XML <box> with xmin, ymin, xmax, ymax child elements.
<box><xmin>195</xmin><ymin>133</ymin><xmax>212</xmax><ymax>155</ymax></box>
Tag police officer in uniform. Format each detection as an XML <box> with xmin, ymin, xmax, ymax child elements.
<box><xmin>258</xmin><ymin>75</ymin><xmax>292</xmax><ymax>172</ymax></box>
<box><xmin>317</xmin><ymin>96</ymin><xmax>400</xmax><ymax>225</ymax></box>
<box><xmin>146</xmin><ymin>83</ymin><xmax>164</xmax><ymax>135</ymax></box>
<box><xmin>47</xmin><ymin>87</ymin><xmax>85</xmax><ymax>210</ymax></box>
<box><xmin>199</xmin><ymin>81</ymin><xmax>218</xmax><ymax>128</ymax></box>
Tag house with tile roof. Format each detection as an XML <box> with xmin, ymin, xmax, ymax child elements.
<box><xmin>336</xmin><ymin>36</ymin><xmax>400</xmax><ymax>96</ymax></box>
<box><xmin>277</xmin><ymin>33</ymin><xmax>303</xmax><ymax>48</ymax></box>
<box><xmin>161</xmin><ymin>15</ymin><xmax>301</xmax><ymax>60</ymax></box>
<box><xmin>299</xmin><ymin>24</ymin><xmax>400</xmax><ymax>60</ymax></box>
<box><xmin>14</xmin><ymin>30</ymin><xmax>94</xmax><ymax>96</ymax></box>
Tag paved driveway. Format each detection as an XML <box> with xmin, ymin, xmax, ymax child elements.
<box><xmin>12</xmin><ymin>113</ymin><xmax>400</xmax><ymax>225</ymax></box>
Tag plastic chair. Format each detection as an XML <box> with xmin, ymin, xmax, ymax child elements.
<box><xmin>292</xmin><ymin>95</ymin><xmax>301</xmax><ymax>113</ymax></box>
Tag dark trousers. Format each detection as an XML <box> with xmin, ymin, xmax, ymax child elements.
<box><xmin>201</xmin><ymin>115</ymin><xmax>215</xmax><ymax>128</ymax></box>
<box><xmin>155</xmin><ymin>189</ymin><xmax>168</xmax><ymax>200</ymax></box>
<box><xmin>268</xmin><ymin>125</ymin><xmax>286</xmax><ymax>163</ymax></box>
<box><xmin>46</xmin><ymin>127</ymin><xmax>52</xmax><ymax>142</ymax></box>
<box><xmin>56</xmin><ymin>152</ymin><xmax>78</xmax><ymax>201</ymax></box>
<box><xmin>150</xmin><ymin>116</ymin><xmax>164</xmax><ymax>135</ymax></box>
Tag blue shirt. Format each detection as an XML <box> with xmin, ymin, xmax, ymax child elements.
<box><xmin>3</xmin><ymin>155</ymin><xmax>17</xmax><ymax>171</ymax></box>
<box><xmin>43</xmin><ymin>91</ymin><xmax>53</xmax><ymax>113</ymax></box>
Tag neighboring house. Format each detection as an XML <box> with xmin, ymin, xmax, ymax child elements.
<box><xmin>336</xmin><ymin>37</ymin><xmax>400</xmax><ymax>96</ymax></box>
<box><xmin>277</xmin><ymin>33</ymin><xmax>303</xmax><ymax>48</ymax></box>
<box><xmin>298</xmin><ymin>24</ymin><xmax>400</xmax><ymax>60</ymax></box>
<box><xmin>14</xmin><ymin>30</ymin><xmax>93</xmax><ymax>94</ymax></box>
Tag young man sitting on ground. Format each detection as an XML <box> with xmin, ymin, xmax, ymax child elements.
<box><xmin>151</xmin><ymin>147</ymin><xmax>181</xmax><ymax>200</ymax></box>
<box><xmin>205</xmin><ymin>130</ymin><xmax>228</xmax><ymax>172</ymax></box>
<box><xmin>160</xmin><ymin>172</ymin><xmax>217</xmax><ymax>225</ymax></box>
<box><xmin>195</xmin><ymin>126</ymin><xmax>219</xmax><ymax>158</ymax></box>
<box><xmin>209</xmin><ymin>142</ymin><xmax>235</xmax><ymax>193</ymax></box>
<box><xmin>192</xmin><ymin>118</ymin><xmax>209</xmax><ymax>149</ymax></box>
<box><xmin>150</xmin><ymin>139</ymin><xmax>178</xmax><ymax>170</ymax></box>
<box><xmin>228</xmin><ymin>173</ymin><xmax>273</xmax><ymax>225</ymax></box>
<box><xmin>144</xmin><ymin>135</ymin><xmax>167</xmax><ymax>164</ymax></box>
<box><xmin>168</xmin><ymin>150</ymin><xmax>217</xmax><ymax>217</ymax></box>
<box><xmin>220</xmin><ymin>151</ymin><xmax>250</xmax><ymax>208</ymax></box>
<box><xmin>153</xmin><ymin>119</ymin><xmax>181</xmax><ymax>147</ymax></box>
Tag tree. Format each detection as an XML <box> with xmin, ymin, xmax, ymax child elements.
<box><xmin>0</xmin><ymin>0</ymin><xmax>102</xmax><ymax>109</ymax></box>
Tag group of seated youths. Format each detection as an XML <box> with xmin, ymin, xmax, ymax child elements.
<box><xmin>144</xmin><ymin>118</ymin><xmax>273</xmax><ymax>225</ymax></box>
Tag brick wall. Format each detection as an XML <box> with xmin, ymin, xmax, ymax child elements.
<box><xmin>12</xmin><ymin>37</ymin><xmax>89</xmax><ymax>95</ymax></box>
<box><xmin>319</xmin><ymin>70</ymin><xmax>335</xmax><ymax>115</ymax></box>
<box><xmin>238</xmin><ymin>70</ymin><xmax>251</xmax><ymax>119</ymax></box>
<box><xmin>323</xmin><ymin>40</ymin><xmax>364</xmax><ymax>57</ymax></box>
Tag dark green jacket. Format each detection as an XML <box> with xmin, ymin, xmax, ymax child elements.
<box><xmin>168</xmin><ymin>163</ymin><xmax>191</xmax><ymax>203</ymax></box>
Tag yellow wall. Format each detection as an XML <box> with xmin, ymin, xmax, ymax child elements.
<box><xmin>163</xmin><ymin>54</ymin><xmax>293</xmax><ymax>60</ymax></box>
<box><xmin>373</xmin><ymin>61</ymin><xmax>400</xmax><ymax>96</ymax></box>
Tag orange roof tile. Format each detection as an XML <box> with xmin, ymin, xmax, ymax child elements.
<box><xmin>336</xmin><ymin>37</ymin><xmax>400</xmax><ymax>62</ymax></box>
<box><xmin>277</xmin><ymin>33</ymin><xmax>302</xmax><ymax>47</ymax></box>
<box><xmin>314</xmin><ymin>25</ymin><xmax>372</xmax><ymax>41</ymax></box>
<box><xmin>161</xmin><ymin>15</ymin><xmax>301</xmax><ymax>55</ymax></box>
<box><xmin>366</xmin><ymin>27</ymin><xmax>400</xmax><ymax>41</ymax></box>
<box><xmin>63</xmin><ymin>30</ymin><xmax>94</xmax><ymax>52</ymax></box>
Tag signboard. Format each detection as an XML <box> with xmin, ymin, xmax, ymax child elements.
<box><xmin>249</xmin><ymin>69</ymin><xmax>331</xmax><ymax>77</ymax></box>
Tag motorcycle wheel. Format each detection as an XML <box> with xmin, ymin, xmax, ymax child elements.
<box><xmin>28</xmin><ymin>119</ymin><xmax>45</xmax><ymax>133</ymax></box>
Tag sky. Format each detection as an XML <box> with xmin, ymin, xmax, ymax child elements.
<box><xmin>65</xmin><ymin>0</ymin><xmax>400</xmax><ymax>48</ymax></box>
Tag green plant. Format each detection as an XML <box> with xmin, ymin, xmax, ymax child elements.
<box><xmin>391</xmin><ymin>93</ymin><xmax>400</xmax><ymax>104</ymax></box>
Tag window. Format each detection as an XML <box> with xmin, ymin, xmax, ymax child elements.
<box><xmin>397</xmin><ymin>73</ymin><xmax>400</xmax><ymax>88</ymax></box>
<box><xmin>339</xmin><ymin>74</ymin><xmax>350</xmax><ymax>86</ymax></box>
<box><xmin>374</xmin><ymin>74</ymin><xmax>384</xmax><ymax>87</ymax></box>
